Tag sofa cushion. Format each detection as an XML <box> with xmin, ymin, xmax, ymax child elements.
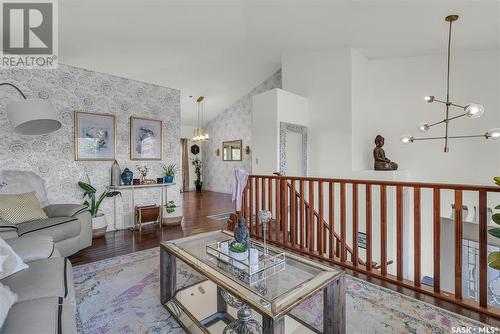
<box><xmin>0</xmin><ymin>282</ymin><xmax>17</xmax><ymax>329</ymax></box>
<box><xmin>0</xmin><ymin>237</ymin><xmax>28</xmax><ymax>280</ymax></box>
<box><xmin>2</xmin><ymin>297</ymin><xmax>76</xmax><ymax>334</ymax></box>
<box><xmin>1</xmin><ymin>257</ymin><xmax>74</xmax><ymax>303</ymax></box>
<box><xmin>5</xmin><ymin>235</ymin><xmax>55</xmax><ymax>263</ymax></box>
<box><xmin>17</xmin><ymin>217</ymin><xmax>80</xmax><ymax>242</ymax></box>
<box><xmin>0</xmin><ymin>192</ymin><xmax>48</xmax><ymax>224</ymax></box>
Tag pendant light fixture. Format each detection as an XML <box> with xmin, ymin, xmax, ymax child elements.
<box><xmin>192</xmin><ymin>96</ymin><xmax>209</xmax><ymax>143</ymax></box>
<box><xmin>400</xmin><ymin>15</ymin><xmax>499</xmax><ymax>152</ymax></box>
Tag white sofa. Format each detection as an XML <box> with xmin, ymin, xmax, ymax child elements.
<box><xmin>1</xmin><ymin>235</ymin><xmax>77</xmax><ymax>333</ymax></box>
<box><xmin>0</xmin><ymin>170</ymin><xmax>92</xmax><ymax>257</ymax></box>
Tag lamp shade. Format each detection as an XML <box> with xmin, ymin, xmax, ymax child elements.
<box><xmin>6</xmin><ymin>99</ymin><xmax>61</xmax><ymax>135</ymax></box>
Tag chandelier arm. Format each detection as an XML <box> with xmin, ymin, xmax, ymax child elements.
<box><xmin>428</xmin><ymin>119</ymin><xmax>446</xmax><ymax>128</ymax></box>
<box><xmin>412</xmin><ymin>136</ymin><xmax>446</xmax><ymax>141</ymax></box>
<box><xmin>449</xmin><ymin>102</ymin><xmax>466</xmax><ymax>109</ymax></box>
<box><xmin>446</xmin><ymin>112</ymin><xmax>467</xmax><ymax>122</ymax></box>
<box><xmin>448</xmin><ymin>134</ymin><xmax>488</xmax><ymax>140</ymax></box>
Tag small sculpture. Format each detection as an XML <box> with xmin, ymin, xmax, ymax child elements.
<box><xmin>374</xmin><ymin>135</ymin><xmax>398</xmax><ymax>171</ymax></box>
<box><xmin>234</xmin><ymin>218</ymin><xmax>250</xmax><ymax>250</ymax></box>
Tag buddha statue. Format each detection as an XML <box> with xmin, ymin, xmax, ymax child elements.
<box><xmin>373</xmin><ymin>135</ymin><xmax>398</xmax><ymax>171</ymax></box>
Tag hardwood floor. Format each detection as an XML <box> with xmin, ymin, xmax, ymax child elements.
<box><xmin>69</xmin><ymin>190</ymin><xmax>500</xmax><ymax>327</ymax></box>
<box><xmin>69</xmin><ymin>190</ymin><xmax>234</xmax><ymax>266</ymax></box>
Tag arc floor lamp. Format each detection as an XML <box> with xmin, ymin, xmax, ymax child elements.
<box><xmin>0</xmin><ymin>82</ymin><xmax>61</xmax><ymax>135</ymax></box>
<box><xmin>400</xmin><ymin>15</ymin><xmax>500</xmax><ymax>152</ymax></box>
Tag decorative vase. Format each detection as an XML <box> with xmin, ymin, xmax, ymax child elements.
<box><xmin>229</xmin><ymin>250</ymin><xmax>248</xmax><ymax>270</ymax></box>
<box><xmin>121</xmin><ymin>168</ymin><xmax>133</xmax><ymax>186</ymax></box>
<box><xmin>164</xmin><ymin>175</ymin><xmax>174</xmax><ymax>183</ymax></box>
<box><xmin>195</xmin><ymin>182</ymin><xmax>202</xmax><ymax>192</ymax></box>
<box><xmin>92</xmin><ymin>213</ymin><xmax>107</xmax><ymax>239</ymax></box>
<box><xmin>111</xmin><ymin>160</ymin><xmax>121</xmax><ymax>186</ymax></box>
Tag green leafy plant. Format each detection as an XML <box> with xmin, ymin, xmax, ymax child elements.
<box><xmin>165</xmin><ymin>200</ymin><xmax>177</xmax><ymax>214</ymax></box>
<box><xmin>192</xmin><ymin>158</ymin><xmax>202</xmax><ymax>186</ymax></box>
<box><xmin>229</xmin><ymin>242</ymin><xmax>247</xmax><ymax>253</ymax></box>
<box><xmin>162</xmin><ymin>164</ymin><xmax>179</xmax><ymax>177</ymax></box>
<box><xmin>489</xmin><ymin>177</ymin><xmax>500</xmax><ymax>269</ymax></box>
<box><xmin>78</xmin><ymin>179</ymin><xmax>121</xmax><ymax>218</ymax></box>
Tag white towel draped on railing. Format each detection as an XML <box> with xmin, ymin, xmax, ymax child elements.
<box><xmin>232</xmin><ymin>169</ymin><xmax>249</xmax><ymax>212</ymax></box>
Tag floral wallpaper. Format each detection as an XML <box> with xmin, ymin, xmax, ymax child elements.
<box><xmin>0</xmin><ymin>64</ymin><xmax>181</xmax><ymax>230</ymax></box>
<box><xmin>202</xmin><ymin>70</ymin><xmax>281</xmax><ymax>193</ymax></box>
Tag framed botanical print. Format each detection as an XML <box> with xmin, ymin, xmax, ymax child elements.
<box><xmin>74</xmin><ymin>111</ymin><xmax>116</xmax><ymax>161</ymax></box>
<box><xmin>130</xmin><ymin>116</ymin><xmax>163</xmax><ymax>160</ymax></box>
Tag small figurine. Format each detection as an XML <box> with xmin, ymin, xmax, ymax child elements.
<box><xmin>234</xmin><ymin>217</ymin><xmax>250</xmax><ymax>250</ymax></box>
<box><xmin>373</xmin><ymin>135</ymin><xmax>398</xmax><ymax>171</ymax></box>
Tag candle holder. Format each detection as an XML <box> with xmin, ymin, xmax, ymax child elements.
<box><xmin>258</xmin><ymin>210</ymin><xmax>272</xmax><ymax>256</ymax></box>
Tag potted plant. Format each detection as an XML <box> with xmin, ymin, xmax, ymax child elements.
<box><xmin>192</xmin><ymin>157</ymin><xmax>202</xmax><ymax>192</ymax></box>
<box><xmin>78</xmin><ymin>179</ymin><xmax>121</xmax><ymax>238</ymax></box>
<box><xmin>162</xmin><ymin>163</ymin><xmax>179</xmax><ymax>184</ymax></box>
<box><xmin>163</xmin><ymin>200</ymin><xmax>183</xmax><ymax>226</ymax></box>
<box><xmin>488</xmin><ymin>177</ymin><xmax>500</xmax><ymax>269</ymax></box>
<box><xmin>229</xmin><ymin>241</ymin><xmax>248</xmax><ymax>269</ymax></box>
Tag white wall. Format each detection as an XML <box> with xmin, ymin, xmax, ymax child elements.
<box><xmin>282</xmin><ymin>48</ymin><xmax>352</xmax><ymax>177</ymax></box>
<box><xmin>252</xmin><ymin>88</ymin><xmax>308</xmax><ymax>175</ymax></box>
<box><xmin>352</xmin><ymin>49</ymin><xmax>500</xmax><ymax>185</ymax></box>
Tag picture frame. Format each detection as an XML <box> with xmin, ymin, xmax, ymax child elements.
<box><xmin>130</xmin><ymin>116</ymin><xmax>163</xmax><ymax>160</ymax></box>
<box><xmin>74</xmin><ymin>111</ymin><xmax>116</xmax><ymax>161</ymax></box>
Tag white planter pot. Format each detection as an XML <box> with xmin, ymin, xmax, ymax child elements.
<box><xmin>92</xmin><ymin>214</ymin><xmax>107</xmax><ymax>239</ymax></box>
<box><xmin>229</xmin><ymin>250</ymin><xmax>248</xmax><ymax>270</ymax></box>
<box><xmin>163</xmin><ymin>206</ymin><xmax>183</xmax><ymax>226</ymax></box>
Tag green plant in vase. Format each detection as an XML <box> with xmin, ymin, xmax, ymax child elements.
<box><xmin>488</xmin><ymin>177</ymin><xmax>500</xmax><ymax>269</ymax></box>
<box><xmin>165</xmin><ymin>200</ymin><xmax>177</xmax><ymax>214</ymax></box>
<box><xmin>162</xmin><ymin>164</ymin><xmax>179</xmax><ymax>183</ymax></box>
<box><xmin>229</xmin><ymin>242</ymin><xmax>247</xmax><ymax>253</ymax></box>
<box><xmin>78</xmin><ymin>180</ymin><xmax>121</xmax><ymax>217</ymax></box>
<box><xmin>78</xmin><ymin>177</ymin><xmax>121</xmax><ymax>238</ymax></box>
<box><xmin>192</xmin><ymin>157</ymin><xmax>202</xmax><ymax>192</ymax></box>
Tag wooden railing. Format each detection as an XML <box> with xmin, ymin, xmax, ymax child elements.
<box><xmin>228</xmin><ymin>174</ymin><xmax>500</xmax><ymax>318</ymax></box>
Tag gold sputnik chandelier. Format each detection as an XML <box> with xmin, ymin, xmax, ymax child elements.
<box><xmin>400</xmin><ymin>15</ymin><xmax>499</xmax><ymax>152</ymax></box>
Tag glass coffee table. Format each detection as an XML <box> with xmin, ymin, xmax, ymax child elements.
<box><xmin>160</xmin><ymin>230</ymin><xmax>345</xmax><ymax>334</ymax></box>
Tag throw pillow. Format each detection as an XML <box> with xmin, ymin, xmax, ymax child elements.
<box><xmin>0</xmin><ymin>192</ymin><xmax>48</xmax><ymax>224</ymax></box>
<box><xmin>0</xmin><ymin>236</ymin><xmax>28</xmax><ymax>280</ymax></box>
<box><xmin>0</xmin><ymin>282</ymin><xmax>17</xmax><ymax>329</ymax></box>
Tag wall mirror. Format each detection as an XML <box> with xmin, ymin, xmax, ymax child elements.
<box><xmin>222</xmin><ymin>139</ymin><xmax>242</xmax><ymax>161</ymax></box>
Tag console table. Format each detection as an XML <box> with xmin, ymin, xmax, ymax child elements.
<box><xmin>160</xmin><ymin>230</ymin><xmax>345</xmax><ymax>333</ymax></box>
<box><xmin>110</xmin><ymin>183</ymin><xmax>176</xmax><ymax>230</ymax></box>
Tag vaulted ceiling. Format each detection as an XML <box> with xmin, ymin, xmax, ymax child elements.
<box><xmin>59</xmin><ymin>0</ymin><xmax>500</xmax><ymax>126</ymax></box>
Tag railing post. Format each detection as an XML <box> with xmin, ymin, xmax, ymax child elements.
<box><xmin>318</xmin><ymin>181</ymin><xmax>324</xmax><ymax>255</ymax></box>
<box><xmin>309</xmin><ymin>181</ymin><xmax>315</xmax><ymax>252</ymax></box>
<box><xmin>340</xmin><ymin>182</ymin><xmax>346</xmax><ymax>262</ymax></box>
<box><xmin>454</xmin><ymin>190</ymin><xmax>463</xmax><ymax>300</ymax></box>
<box><xmin>396</xmin><ymin>186</ymin><xmax>403</xmax><ymax>280</ymax></box>
<box><xmin>329</xmin><ymin>182</ymin><xmax>335</xmax><ymax>259</ymax></box>
<box><xmin>433</xmin><ymin>188</ymin><xmax>441</xmax><ymax>292</ymax></box>
<box><xmin>290</xmin><ymin>180</ymin><xmax>297</xmax><ymax>246</ymax></box>
<box><xmin>352</xmin><ymin>184</ymin><xmax>358</xmax><ymax>267</ymax></box>
<box><xmin>380</xmin><ymin>185</ymin><xmax>387</xmax><ymax>276</ymax></box>
<box><xmin>366</xmin><ymin>185</ymin><xmax>372</xmax><ymax>271</ymax></box>
<box><xmin>479</xmin><ymin>190</ymin><xmax>488</xmax><ymax>307</ymax></box>
<box><xmin>414</xmin><ymin>187</ymin><xmax>421</xmax><ymax>287</ymax></box>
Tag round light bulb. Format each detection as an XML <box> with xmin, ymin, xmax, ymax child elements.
<box><xmin>487</xmin><ymin>128</ymin><xmax>500</xmax><ymax>140</ymax></box>
<box><xmin>465</xmin><ymin>104</ymin><xmax>485</xmax><ymax>118</ymax></box>
<box><xmin>424</xmin><ymin>96</ymin><xmax>435</xmax><ymax>103</ymax></box>
<box><xmin>417</xmin><ymin>122</ymin><xmax>430</xmax><ymax>132</ymax></box>
<box><xmin>400</xmin><ymin>135</ymin><xmax>413</xmax><ymax>145</ymax></box>
<box><xmin>204</xmin><ymin>133</ymin><xmax>209</xmax><ymax>139</ymax></box>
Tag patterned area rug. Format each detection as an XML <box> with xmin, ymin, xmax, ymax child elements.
<box><xmin>74</xmin><ymin>248</ymin><xmax>487</xmax><ymax>333</ymax></box>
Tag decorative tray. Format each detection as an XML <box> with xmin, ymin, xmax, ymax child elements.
<box><xmin>206</xmin><ymin>239</ymin><xmax>286</xmax><ymax>284</ymax></box>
